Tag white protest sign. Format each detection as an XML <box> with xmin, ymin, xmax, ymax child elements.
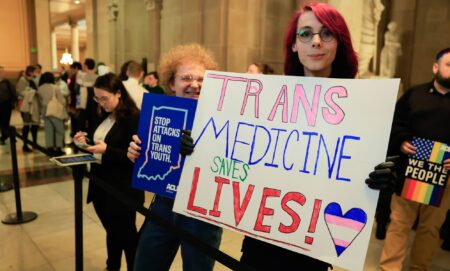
<box><xmin>173</xmin><ymin>71</ymin><xmax>399</xmax><ymax>270</ymax></box>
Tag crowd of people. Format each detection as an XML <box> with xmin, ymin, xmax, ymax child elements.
<box><xmin>1</xmin><ymin>2</ymin><xmax>450</xmax><ymax>270</ymax></box>
<box><xmin>0</xmin><ymin>59</ymin><xmax>164</xmax><ymax>156</ymax></box>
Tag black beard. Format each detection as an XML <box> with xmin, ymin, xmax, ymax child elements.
<box><xmin>435</xmin><ymin>72</ymin><xmax>450</xmax><ymax>89</ymax></box>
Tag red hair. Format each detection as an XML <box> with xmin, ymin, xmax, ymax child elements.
<box><xmin>283</xmin><ymin>2</ymin><xmax>358</xmax><ymax>79</ymax></box>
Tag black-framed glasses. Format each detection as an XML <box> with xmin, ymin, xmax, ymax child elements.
<box><xmin>297</xmin><ymin>28</ymin><xmax>335</xmax><ymax>43</ymax></box>
<box><xmin>93</xmin><ymin>95</ymin><xmax>110</xmax><ymax>103</ymax></box>
<box><xmin>176</xmin><ymin>74</ymin><xmax>204</xmax><ymax>84</ymax></box>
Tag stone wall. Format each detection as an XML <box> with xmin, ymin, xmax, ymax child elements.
<box><xmin>0</xmin><ymin>0</ymin><xmax>32</xmax><ymax>75</ymax></box>
<box><xmin>409</xmin><ymin>0</ymin><xmax>450</xmax><ymax>86</ymax></box>
<box><xmin>21</xmin><ymin>0</ymin><xmax>447</xmax><ymax>89</ymax></box>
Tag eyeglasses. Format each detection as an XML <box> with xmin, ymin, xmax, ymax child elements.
<box><xmin>93</xmin><ymin>95</ymin><xmax>111</xmax><ymax>103</ymax></box>
<box><xmin>176</xmin><ymin>74</ymin><xmax>204</xmax><ymax>84</ymax></box>
<box><xmin>297</xmin><ymin>28</ymin><xmax>334</xmax><ymax>43</ymax></box>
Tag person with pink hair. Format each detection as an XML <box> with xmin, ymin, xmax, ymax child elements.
<box><xmin>239</xmin><ymin>2</ymin><xmax>363</xmax><ymax>270</ymax></box>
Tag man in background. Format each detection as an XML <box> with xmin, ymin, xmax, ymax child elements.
<box><xmin>122</xmin><ymin>61</ymin><xmax>147</xmax><ymax>109</ymax></box>
<box><xmin>68</xmin><ymin>62</ymin><xmax>82</xmax><ymax>138</ymax></box>
<box><xmin>143</xmin><ymin>71</ymin><xmax>164</xmax><ymax>95</ymax></box>
<box><xmin>379</xmin><ymin>47</ymin><xmax>450</xmax><ymax>270</ymax></box>
<box><xmin>77</xmin><ymin>58</ymin><xmax>98</xmax><ymax>136</ymax></box>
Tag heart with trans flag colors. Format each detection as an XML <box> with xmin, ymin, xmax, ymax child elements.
<box><xmin>323</xmin><ymin>202</ymin><xmax>367</xmax><ymax>257</ymax></box>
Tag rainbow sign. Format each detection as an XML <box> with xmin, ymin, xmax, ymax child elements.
<box><xmin>401</xmin><ymin>137</ymin><xmax>450</xmax><ymax>206</ymax></box>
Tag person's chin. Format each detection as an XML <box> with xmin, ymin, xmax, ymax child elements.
<box><xmin>306</xmin><ymin>62</ymin><xmax>331</xmax><ymax>74</ymax></box>
<box><xmin>183</xmin><ymin>93</ymin><xmax>199</xmax><ymax>100</ymax></box>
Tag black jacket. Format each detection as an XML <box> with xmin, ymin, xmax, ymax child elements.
<box><xmin>388</xmin><ymin>81</ymin><xmax>450</xmax><ymax>194</ymax></box>
<box><xmin>87</xmin><ymin>111</ymin><xmax>144</xmax><ymax>205</ymax></box>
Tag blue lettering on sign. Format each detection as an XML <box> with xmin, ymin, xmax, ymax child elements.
<box><xmin>195</xmin><ymin>116</ymin><xmax>360</xmax><ymax>182</ymax></box>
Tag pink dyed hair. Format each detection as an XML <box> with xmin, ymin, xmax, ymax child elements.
<box><xmin>283</xmin><ymin>2</ymin><xmax>358</xmax><ymax>78</ymax></box>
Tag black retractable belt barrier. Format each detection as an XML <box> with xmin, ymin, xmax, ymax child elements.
<box><xmin>72</xmin><ymin>165</ymin><xmax>85</xmax><ymax>271</ymax></box>
<box><xmin>2</xmin><ymin>126</ymin><xmax>38</xmax><ymax>225</ymax></box>
<box><xmin>85</xmin><ymin>172</ymin><xmax>256</xmax><ymax>271</ymax></box>
<box><xmin>7</xmin><ymin>124</ymin><xmax>255</xmax><ymax>271</ymax></box>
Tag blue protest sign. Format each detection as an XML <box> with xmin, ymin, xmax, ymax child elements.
<box><xmin>132</xmin><ymin>93</ymin><xmax>197</xmax><ymax>198</ymax></box>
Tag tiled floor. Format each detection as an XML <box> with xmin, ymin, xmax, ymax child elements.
<box><xmin>0</xmin><ymin>110</ymin><xmax>449</xmax><ymax>270</ymax></box>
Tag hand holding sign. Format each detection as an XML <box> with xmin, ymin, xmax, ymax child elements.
<box><xmin>365</xmin><ymin>156</ymin><xmax>399</xmax><ymax>191</ymax></box>
<box><xmin>127</xmin><ymin>135</ymin><xmax>142</xmax><ymax>163</ymax></box>
<box><xmin>180</xmin><ymin>130</ymin><xmax>194</xmax><ymax>156</ymax></box>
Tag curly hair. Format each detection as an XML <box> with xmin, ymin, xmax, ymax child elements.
<box><xmin>157</xmin><ymin>43</ymin><xmax>218</xmax><ymax>93</ymax></box>
<box><xmin>284</xmin><ymin>2</ymin><xmax>358</xmax><ymax>79</ymax></box>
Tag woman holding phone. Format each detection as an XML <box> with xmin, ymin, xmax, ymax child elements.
<box><xmin>74</xmin><ymin>73</ymin><xmax>144</xmax><ymax>271</ymax></box>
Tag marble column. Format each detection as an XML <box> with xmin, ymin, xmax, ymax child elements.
<box><xmin>145</xmin><ymin>0</ymin><xmax>162</xmax><ymax>71</ymax></box>
<box><xmin>51</xmin><ymin>30</ymin><xmax>57</xmax><ymax>69</ymax></box>
<box><xmin>85</xmin><ymin>0</ymin><xmax>95</xmax><ymax>58</ymax></box>
<box><xmin>108</xmin><ymin>0</ymin><xmax>119</xmax><ymax>72</ymax></box>
<box><xmin>70</xmin><ymin>21</ymin><xmax>80</xmax><ymax>61</ymax></box>
<box><xmin>34</xmin><ymin>0</ymin><xmax>52</xmax><ymax>70</ymax></box>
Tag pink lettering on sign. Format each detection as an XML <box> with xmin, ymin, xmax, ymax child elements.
<box><xmin>208</xmin><ymin>73</ymin><xmax>348</xmax><ymax>126</ymax></box>
<box><xmin>241</xmin><ymin>80</ymin><xmax>263</xmax><ymax>118</ymax></box>
<box><xmin>322</xmin><ymin>86</ymin><xmax>347</xmax><ymax>125</ymax></box>
<box><xmin>291</xmin><ymin>84</ymin><xmax>321</xmax><ymax>126</ymax></box>
<box><xmin>268</xmin><ymin>85</ymin><xmax>289</xmax><ymax>123</ymax></box>
<box><xmin>207</xmin><ymin>74</ymin><xmax>247</xmax><ymax>111</ymax></box>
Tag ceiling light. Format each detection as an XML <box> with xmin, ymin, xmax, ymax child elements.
<box><xmin>74</xmin><ymin>0</ymin><xmax>80</xmax><ymax>4</ymax></box>
<box><xmin>60</xmin><ymin>52</ymin><xmax>73</xmax><ymax>65</ymax></box>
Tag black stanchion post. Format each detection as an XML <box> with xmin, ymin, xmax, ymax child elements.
<box><xmin>2</xmin><ymin>126</ymin><xmax>38</xmax><ymax>224</ymax></box>
<box><xmin>72</xmin><ymin>164</ymin><xmax>85</xmax><ymax>271</ymax></box>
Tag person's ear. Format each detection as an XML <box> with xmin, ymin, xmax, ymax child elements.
<box><xmin>169</xmin><ymin>80</ymin><xmax>176</xmax><ymax>94</ymax></box>
<box><xmin>432</xmin><ymin>63</ymin><xmax>438</xmax><ymax>74</ymax></box>
<box><xmin>292</xmin><ymin>42</ymin><xmax>298</xmax><ymax>53</ymax></box>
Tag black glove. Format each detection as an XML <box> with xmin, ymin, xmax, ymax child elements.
<box><xmin>365</xmin><ymin>156</ymin><xmax>399</xmax><ymax>191</ymax></box>
<box><xmin>180</xmin><ymin>130</ymin><xmax>195</xmax><ymax>156</ymax></box>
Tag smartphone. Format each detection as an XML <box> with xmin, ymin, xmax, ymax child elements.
<box><xmin>75</xmin><ymin>142</ymin><xmax>92</xmax><ymax>148</ymax></box>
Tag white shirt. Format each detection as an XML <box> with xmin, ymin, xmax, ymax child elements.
<box><xmin>123</xmin><ymin>77</ymin><xmax>146</xmax><ymax>109</ymax></box>
<box><xmin>93</xmin><ymin>115</ymin><xmax>116</xmax><ymax>163</ymax></box>
<box><xmin>82</xmin><ymin>72</ymin><xmax>97</xmax><ymax>87</ymax></box>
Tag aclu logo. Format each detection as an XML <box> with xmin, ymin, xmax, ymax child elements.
<box><xmin>166</xmin><ymin>183</ymin><xmax>177</xmax><ymax>192</ymax></box>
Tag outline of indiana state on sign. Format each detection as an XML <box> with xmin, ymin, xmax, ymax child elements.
<box><xmin>132</xmin><ymin>93</ymin><xmax>197</xmax><ymax>199</ymax></box>
<box><xmin>401</xmin><ymin>137</ymin><xmax>450</xmax><ymax>207</ymax></box>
